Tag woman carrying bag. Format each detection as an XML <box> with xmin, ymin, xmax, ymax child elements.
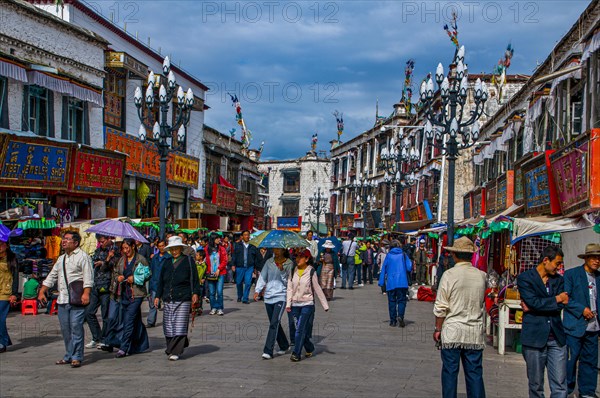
<box><xmin>111</xmin><ymin>238</ymin><xmax>150</xmax><ymax>358</ymax></box>
<box><xmin>155</xmin><ymin>236</ymin><xmax>202</xmax><ymax>361</ymax></box>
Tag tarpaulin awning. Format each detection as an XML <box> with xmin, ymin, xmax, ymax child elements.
<box><xmin>511</xmin><ymin>216</ymin><xmax>594</xmax><ymax>244</ymax></box>
<box><xmin>17</xmin><ymin>219</ymin><xmax>57</xmax><ymax>230</ymax></box>
<box><xmin>393</xmin><ymin>219</ymin><xmax>433</xmax><ymax>232</ymax></box>
<box><xmin>308</xmin><ymin>222</ymin><xmax>328</xmax><ymax>235</ymax></box>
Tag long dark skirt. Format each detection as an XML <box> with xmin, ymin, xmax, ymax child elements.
<box><xmin>104</xmin><ymin>298</ymin><xmax>149</xmax><ymax>354</ymax></box>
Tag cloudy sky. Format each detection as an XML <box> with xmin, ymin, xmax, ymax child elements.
<box><xmin>87</xmin><ymin>0</ymin><xmax>591</xmax><ymax>159</ymax></box>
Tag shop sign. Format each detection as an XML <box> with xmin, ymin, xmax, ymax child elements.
<box><xmin>212</xmin><ymin>184</ymin><xmax>236</xmax><ymax>212</ymax></box>
<box><xmin>70</xmin><ymin>147</ymin><xmax>125</xmax><ymax>196</ymax></box>
<box><xmin>549</xmin><ymin>130</ymin><xmax>600</xmax><ymax>216</ymax></box>
<box><xmin>0</xmin><ymin>134</ymin><xmax>71</xmax><ymax>189</ymax></box>
<box><xmin>277</xmin><ymin>216</ymin><xmax>300</xmax><ymax>228</ymax></box>
<box><xmin>190</xmin><ymin>201</ymin><xmax>217</xmax><ymax>214</ymax></box>
<box><xmin>105</xmin><ymin>128</ymin><xmax>199</xmax><ymax>188</ymax></box>
<box><xmin>463</xmin><ymin>192</ymin><xmax>472</xmax><ymax>219</ymax></box>
<box><xmin>486</xmin><ymin>180</ymin><xmax>497</xmax><ymax>216</ymax></box>
<box><xmin>522</xmin><ymin>151</ymin><xmax>561</xmax><ymax>216</ymax></box>
<box><xmin>235</xmin><ymin>192</ymin><xmax>252</xmax><ymax>214</ymax></box>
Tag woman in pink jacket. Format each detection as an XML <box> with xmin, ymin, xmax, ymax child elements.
<box><xmin>286</xmin><ymin>249</ymin><xmax>329</xmax><ymax>362</ymax></box>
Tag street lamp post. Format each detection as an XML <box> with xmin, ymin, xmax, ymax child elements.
<box><xmin>420</xmin><ymin>45</ymin><xmax>488</xmax><ymax>246</ymax></box>
<box><xmin>352</xmin><ymin>175</ymin><xmax>377</xmax><ymax>238</ymax></box>
<box><xmin>134</xmin><ymin>56</ymin><xmax>195</xmax><ymax>239</ymax></box>
<box><xmin>308</xmin><ymin>187</ymin><xmax>328</xmax><ymax>236</ymax></box>
<box><xmin>380</xmin><ymin>127</ymin><xmax>420</xmax><ymax>231</ymax></box>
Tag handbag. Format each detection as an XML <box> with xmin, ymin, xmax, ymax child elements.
<box><xmin>133</xmin><ymin>261</ymin><xmax>151</xmax><ymax>285</ymax></box>
<box><xmin>62</xmin><ymin>256</ymin><xmax>86</xmax><ymax>307</ymax></box>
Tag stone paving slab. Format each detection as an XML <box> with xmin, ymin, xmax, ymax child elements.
<box><xmin>0</xmin><ymin>282</ymin><xmax>539</xmax><ymax>397</ymax></box>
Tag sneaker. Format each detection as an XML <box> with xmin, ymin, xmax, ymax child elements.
<box><xmin>276</xmin><ymin>348</ymin><xmax>289</xmax><ymax>355</ymax></box>
<box><xmin>261</xmin><ymin>353</ymin><xmax>272</xmax><ymax>360</ymax></box>
<box><xmin>398</xmin><ymin>318</ymin><xmax>406</xmax><ymax>328</ymax></box>
<box><xmin>217</xmin><ymin>309</ymin><xmax>224</xmax><ymax>316</ymax></box>
<box><xmin>115</xmin><ymin>350</ymin><xmax>126</xmax><ymax>358</ymax></box>
<box><xmin>389</xmin><ymin>321</ymin><xmax>397</xmax><ymax>327</ymax></box>
<box><xmin>290</xmin><ymin>353</ymin><xmax>301</xmax><ymax>362</ymax></box>
<box><xmin>358</xmin><ymin>283</ymin><xmax>364</xmax><ymax>287</ymax></box>
<box><xmin>168</xmin><ymin>355</ymin><xmax>179</xmax><ymax>361</ymax></box>
<box><xmin>85</xmin><ymin>340</ymin><xmax>98</xmax><ymax>349</ymax></box>
<box><xmin>305</xmin><ymin>352</ymin><xmax>313</xmax><ymax>358</ymax></box>
<box><xmin>209</xmin><ymin>309</ymin><xmax>217</xmax><ymax>315</ymax></box>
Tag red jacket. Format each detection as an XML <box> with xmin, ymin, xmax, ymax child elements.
<box><xmin>204</xmin><ymin>246</ymin><xmax>228</xmax><ymax>275</ymax></box>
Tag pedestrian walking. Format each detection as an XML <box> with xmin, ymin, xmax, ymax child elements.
<box><xmin>563</xmin><ymin>243</ymin><xmax>600</xmax><ymax>398</ymax></box>
<box><xmin>155</xmin><ymin>236</ymin><xmax>202</xmax><ymax>361</ymax></box>
<box><xmin>415</xmin><ymin>239</ymin><xmax>428</xmax><ymax>285</ymax></box>
<box><xmin>340</xmin><ymin>235</ymin><xmax>358</xmax><ymax>290</ymax></box>
<box><xmin>0</xmin><ymin>226</ymin><xmax>19</xmax><ymax>354</ymax></box>
<box><xmin>518</xmin><ymin>245</ymin><xmax>568</xmax><ymax>398</ymax></box>
<box><xmin>232</xmin><ymin>230</ymin><xmax>258</xmax><ymax>304</ymax></box>
<box><xmin>111</xmin><ymin>238</ymin><xmax>150</xmax><ymax>358</ymax></box>
<box><xmin>377</xmin><ymin>240</ymin><xmax>390</xmax><ymax>294</ymax></box>
<box><xmin>147</xmin><ymin>240</ymin><xmax>171</xmax><ymax>328</ymax></box>
<box><xmin>205</xmin><ymin>234</ymin><xmax>228</xmax><ymax>316</ymax></box>
<box><xmin>38</xmin><ymin>231</ymin><xmax>94</xmax><ymax>368</ymax></box>
<box><xmin>361</xmin><ymin>241</ymin><xmax>375</xmax><ymax>285</ymax></box>
<box><xmin>319</xmin><ymin>240</ymin><xmax>338</xmax><ymax>300</ymax></box>
<box><xmin>433</xmin><ymin>237</ymin><xmax>486</xmax><ymax>398</ymax></box>
<box><xmin>254</xmin><ymin>247</ymin><xmax>293</xmax><ymax>359</ymax></box>
<box><xmin>378</xmin><ymin>240</ymin><xmax>412</xmax><ymax>327</ymax></box>
<box><xmin>85</xmin><ymin>234</ymin><xmax>119</xmax><ymax>348</ymax></box>
<box><xmin>286</xmin><ymin>249</ymin><xmax>329</xmax><ymax>362</ymax></box>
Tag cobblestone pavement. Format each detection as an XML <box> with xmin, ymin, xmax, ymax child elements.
<box><xmin>0</xmin><ymin>282</ymin><xmax>533</xmax><ymax>397</ymax></box>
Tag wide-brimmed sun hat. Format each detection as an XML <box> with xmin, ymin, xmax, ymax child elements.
<box><xmin>577</xmin><ymin>243</ymin><xmax>600</xmax><ymax>259</ymax></box>
<box><xmin>443</xmin><ymin>236</ymin><xmax>476</xmax><ymax>254</ymax></box>
<box><xmin>165</xmin><ymin>236</ymin><xmax>187</xmax><ymax>249</ymax></box>
<box><xmin>322</xmin><ymin>240</ymin><xmax>336</xmax><ymax>249</ymax></box>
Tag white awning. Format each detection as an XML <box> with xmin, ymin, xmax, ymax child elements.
<box><xmin>582</xmin><ymin>30</ymin><xmax>600</xmax><ymax>63</ymax></box>
<box><xmin>0</xmin><ymin>59</ymin><xmax>27</xmax><ymax>83</ymax></box>
<box><xmin>511</xmin><ymin>216</ymin><xmax>593</xmax><ymax>244</ymax></box>
<box><xmin>27</xmin><ymin>70</ymin><xmax>103</xmax><ymax>108</ymax></box>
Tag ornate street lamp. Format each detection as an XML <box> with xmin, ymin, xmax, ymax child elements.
<box><xmin>420</xmin><ymin>45</ymin><xmax>488</xmax><ymax>245</ymax></box>
<box><xmin>134</xmin><ymin>56</ymin><xmax>194</xmax><ymax>239</ymax></box>
<box><xmin>380</xmin><ymin>127</ymin><xmax>420</xmax><ymax>231</ymax></box>
<box><xmin>352</xmin><ymin>175</ymin><xmax>377</xmax><ymax>238</ymax></box>
<box><xmin>308</xmin><ymin>187</ymin><xmax>328</xmax><ymax>236</ymax></box>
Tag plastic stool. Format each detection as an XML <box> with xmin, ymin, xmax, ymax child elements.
<box><xmin>49</xmin><ymin>299</ymin><xmax>58</xmax><ymax>315</ymax></box>
<box><xmin>21</xmin><ymin>299</ymin><xmax>38</xmax><ymax>315</ymax></box>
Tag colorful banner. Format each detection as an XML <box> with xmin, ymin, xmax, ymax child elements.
<box><xmin>550</xmin><ymin>135</ymin><xmax>590</xmax><ymax>216</ymax></box>
<box><xmin>70</xmin><ymin>147</ymin><xmax>125</xmax><ymax>196</ymax></box>
<box><xmin>105</xmin><ymin>128</ymin><xmax>199</xmax><ymax>189</ymax></box>
<box><xmin>0</xmin><ymin>134</ymin><xmax>71</xmax><ymax>190</ymax></box>
<box><xmin>212</xmin><ymin>184</ymin><xmax>236</xmax><ymax>212</ymax></box>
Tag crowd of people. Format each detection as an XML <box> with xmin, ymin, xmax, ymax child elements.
<box><xmin>1</xmin><ymin>225</ymin><xmax>599</xmax><ymax>398</ymax></box>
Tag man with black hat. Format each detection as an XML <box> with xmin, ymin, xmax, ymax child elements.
<box><xmin>564</xmin><ymin>243</ymin><xmax>600</xmax><ymax>398</ymax></box>
<box><xmin>433</xmin><ymin>236</ymin><xmax>486</xmax><ymax>398</ymax></box>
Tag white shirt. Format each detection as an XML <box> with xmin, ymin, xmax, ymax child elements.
<box><xmin>43</xmin><ymin>248</ymin><xmax>94</xmax><ymax>305</ymax></box>
<box><xmin>341</xmin><ymin>240</ymin><xmax>358</xmax><ymax>257</ymax></box>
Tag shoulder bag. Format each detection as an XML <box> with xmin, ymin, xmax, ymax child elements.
<box><xmin>339</xmin><ymin>240</ymin><xmax>353</xmax><ymax>268</ymax></box>
<box><xmin>62</xmin><ymin>256</ymin><xmax>86</xmax><ymax>307</ymax></box>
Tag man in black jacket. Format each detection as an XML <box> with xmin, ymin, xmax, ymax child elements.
<box><xmin>232</xmin><ymin>230</ymin><xmax>258</xmax><ymax>304</ymax></box>
<box><xmin>517</xmin><ymin>245</ymin><xmax>569</xmax><ymax>398</ymax></box>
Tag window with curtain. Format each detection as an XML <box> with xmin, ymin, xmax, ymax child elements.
<box><xmin>282</xmin><ymin>201</ymin><xmax>299</xmax><ymax>217</ymax></box>
<box><xmin>27</xmin><ymin>85</ymin><xmax>50</xmax><ymax>136</ymax></box>
<box><xmin>227</xmin><ymin>164</ymin><xmax>239</xmax><ymax>189</ymax></box>
<box><xmin>66</xmin><ymin>98</ymin><xmax>87</xmax><ymax>144</ymax></box>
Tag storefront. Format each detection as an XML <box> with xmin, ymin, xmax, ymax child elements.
<box><xmin>104</xmin><ymin>127</ymin><xmax>199</xmax><ymax>219</ymax></box>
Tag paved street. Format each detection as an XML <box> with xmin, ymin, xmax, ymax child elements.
<box><xmin>0</xmin><ymin>282</ymin><xmax>530</xmax><ymax>397</ymax></box>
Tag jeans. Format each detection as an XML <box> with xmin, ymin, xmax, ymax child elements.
<box><xmin>208</xmin><ymin>275</ymin><xmax>225</xmax><ymax>310</ymax></box>
<box><xmin>287</xmin><ymin>311</ymin><xmax>296</xmax><ymax>345</ymax></box>
<box><xmin>441</xmin><ymin>348</ymin><xmax>486</xmax><ymax>398</ymax></box>
<box><xmin>57</xmin><ymin>303</ymin><xmax>86</xmax><ymax>362</ymax></box>
<box><xmin>120</xmin><ymin>297</ymin><xmax>145</xmax><ymax>354</ymax></box>
<box><xmin>85</xmin><ymin>289</ymin><xmax>110</xmax><ymax>342</ymax></box>
<box><xmin>342</xmin><ymin>258</ymin><xmax>356</xmax><ymax>288</ymax></box>
<box><xmin>387</xmin><ymin>288</ymin><xmax>408</xmax><ymax>323</ymax></box>
<box><xmin>0</xmin><ymin>300</ymin><xmax>12</xmax><ymax>348</ymax></box>
<box><xmin>147</xmin><ymin>291</ymin><xmax>159</xmax><ymax>326</ymax></box>
<box><xmin>363</xmin><ymin>263</ymin><xmax>373</xmax><ymax>284</ymax></box>
<box><xmin>356</xmin><ymin>262</ymin><xmax>362</xmax><ymax>284</ymax></box>
<box><xmin>291</xmin><ymin>305</ymin><xmax>315</xmax><ymax>357</ymax></box>
<box><xmin>522</xmin><ymin>340</ymin><xmax>568</xmax><ymax>398</ymax></box>
<box><xmin>235</xmin><ymin>266</ymin><xmax>254</xmax><ymax>302</ymax></box>
<box><xmin>416</xmin><ymin>263</ymin><xmax>428</xmax><ymax>284</ymax></box>
<box><xmin>263</xmin><ymin>301</ymin><xmax>289</xmax><ymax>356</ymax></box>
<box><xmin>566</xmin><ymin>331</ymin><xmax>599</xmax><ymax>396</ymax></box>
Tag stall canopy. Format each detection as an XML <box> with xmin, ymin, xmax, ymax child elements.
<box><xmin>393</xmin><ymin>219</ymin><xmax>433</xmax><ymax>232</ymax></box>
<box><xmin>511</xmin><ymin>216</ymin><xmax>594</xmax><ymax>244</ymax></box>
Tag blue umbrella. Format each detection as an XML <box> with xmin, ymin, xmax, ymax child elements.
<box><xmin>249</xmin><ymin>230</ymin><xmax>309</xmax><ymax>249</ymax></box>
<box><xmin>318</xmin><ymin>236</ymin><xmax>342</xmax><ymax>253</ymax></box>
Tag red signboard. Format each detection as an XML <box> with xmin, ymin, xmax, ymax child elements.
<box><xmin>212</xmin><ymin>184</ymin><xmax>236</xmax><ymax>212</ymax></box>
<box><xmin>70</xmin><ymin>147</ymin><xmax>125</xmax><ymax>197</ymax></box>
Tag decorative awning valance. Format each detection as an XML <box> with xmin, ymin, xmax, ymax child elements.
<box><xmin>0</xmin><ymin>58</ymin><xmax>27</xmax><ymax>82</ymax></box>
<box><xmin>27</xmin><ymin>70</ymin><xmax>103</xmax><ymax>108</ymax></box>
